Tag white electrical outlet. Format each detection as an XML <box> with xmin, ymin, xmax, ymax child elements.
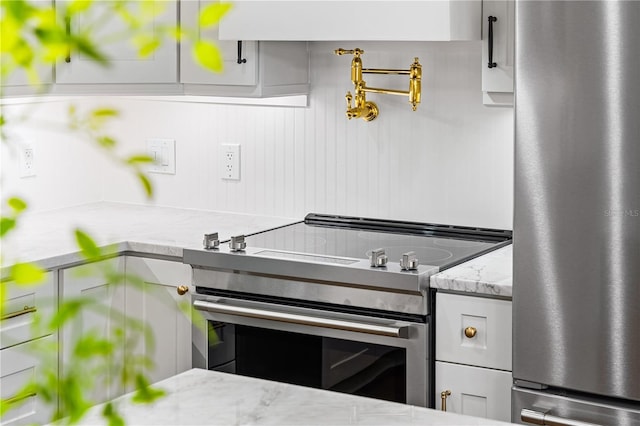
<box><xmin>19</xmin><ymin>145</ymin><xmax>36</xmax><ymax>178</ymax></box>
<box><xmin>221</xmin><ymin>144</ymin><xmax>241</xmax><ymax>180</ymax></box>
<box><xmin>147</xmin><ymin>138</ymin><xmax>176</xmax><ymax>174</ymax></box>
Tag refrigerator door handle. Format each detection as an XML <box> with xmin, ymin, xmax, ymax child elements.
<box><xmin>521</xmin><ymin>409</ymin><xmax>602</xmax><ymax>426</ymax></box>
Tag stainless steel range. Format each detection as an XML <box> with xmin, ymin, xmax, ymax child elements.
<box><xmin>183</xmin><ymin>214</ymin><xmax>511</xmax><ymax>407</ymax></box>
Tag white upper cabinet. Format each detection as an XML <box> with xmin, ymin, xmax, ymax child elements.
<box><xmin>0</xmin><ymin>0</ymin><xmax>54</xmax><ymax>97</ymax></box>
<box><xmin>180</xmin><ymin>0</ymin><xmax>309</xmax><ymax>97</ymax></box>
<box><xmin>218</xmin><ymin>1</ymin><xmax>481</xmax><ymax>41</ymax></box>
<box><xmin>481</xmin><ymin>0</ymin><xmax>515</xmax><ymax>106</ymax></box>
<box><xmin>54</xmin><ymin>1</ymin><xmax>179</xmax><ymax>87</ymax></box>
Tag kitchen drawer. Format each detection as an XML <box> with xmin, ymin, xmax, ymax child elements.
<box><xmin>1</xmin><ymin>272</ymin><xmax>56</xmax><ymax>349</ymax></box>
<box><xmin>436</xmin><ymin>292</ymin><xmax>511</xmax><ymax>370</ymax></box>
<box><xmin>0</xmin><ymin>335</ymin><xmax>56</xmax><ymax>425</ymax></box>
<box><xmin>435</xmin><ymin>361</ymin><xmax>512</xmax><ymax>422</ymax></box>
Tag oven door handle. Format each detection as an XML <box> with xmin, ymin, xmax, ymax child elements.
<box><xmin>193</xmin><ymin>299</ymin><xmax>410</xmax><ymax>338</ymax></box>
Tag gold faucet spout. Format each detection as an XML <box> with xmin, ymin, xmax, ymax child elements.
<box><xmin>335</xmin><ymin>48</ymin><xmax>421</xmax><ymax>121</ymax></box>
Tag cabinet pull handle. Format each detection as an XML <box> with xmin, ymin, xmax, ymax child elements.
<box><xmin>177</xmin><ymin>285</ymin><xmax>189</xmax><ymax>296</ymax></box>
<box><xmin>488</xmin><ymin>16</ymin><xmax>497</xmax><ymax>68</ymax></box>
<box><xmin>1</xmin><ymin>306</ymin><xmax>37</xmax><ymax>321</ymax></box>
<box><xmin>440</xmin><ymin>390</ymin><xmax>451</xmax><ymax>412</ymax></box>
<box><xmin>521</xmin><ymin>409</ymin><xmax>602</xmax><ymax>426</ymax></box>
<box><xmin>2</xmin><ymin>391</ymin><xmax>36</xmax><ymax>406</ymax></box>
<box><xmin>237</xmin><ymin>41</ymin><xmax>247</xmax><ymax>64</ymax></box>
<box><xmin>464</xmin><ymin>326</ymin><xmax>477</xmax><ymax>338</ymax></box>
<box><xmin>65</xmin><ymin>15</ymin><xmax>72</xmax><ymax>63</ymax></box>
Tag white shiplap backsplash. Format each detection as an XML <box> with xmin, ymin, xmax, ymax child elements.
<box><xmin>1</xmin><ymin>41</ymin><xmax>513</xmax><ymax>229</ymax></box>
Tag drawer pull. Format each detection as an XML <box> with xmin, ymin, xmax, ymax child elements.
<box><xmin>177</xmin><ymin>285</ymin><xmax>189</xmax><ymax>296</ymax></box>
<box><xmin>2</xmin><ymin>391</ymin><xmax>36</xmax><ymax>405</ymax></box>
<box><xmin>1</xmin><ymin>306</ymin><xmax>37</xmax><ymax>321</ymax></box>
<box><xmin>440</xmin><ymin>389</ymin><xmax>451</xmax><ymax>411</ymax></box>
<box><xmin>464</xmin><ymin>326</ymin><xmax>477</xmax><ymax>338</ymax></box>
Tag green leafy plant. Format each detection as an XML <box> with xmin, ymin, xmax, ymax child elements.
<box><xmin>1</xmin><ymin>0</ymin><xmax>231</xmax><ymax>423</ymax></box>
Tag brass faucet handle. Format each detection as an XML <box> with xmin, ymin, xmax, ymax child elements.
<box><xmin>335</xmin><ymin>48</ymin><xmax>364</xmax><ymax>57</ymax></box>
<box><xmin>345</xmin><ymin>92</ymin><xmax>353</xmax><ymax>109</ymax></box>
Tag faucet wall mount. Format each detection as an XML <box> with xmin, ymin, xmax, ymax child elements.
<box><xmin>334</xmin><ymin>48</ymin><xmax>422</xmax><ymax>122</ymax></box>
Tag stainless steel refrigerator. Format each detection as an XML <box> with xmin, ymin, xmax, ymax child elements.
<box><xmin>513</xmin><ymin>1</ymin><xmax>640</xmax><ymax>425</ymax></box>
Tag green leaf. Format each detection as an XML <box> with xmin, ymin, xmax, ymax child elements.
<box><xmin>133</xmin><ymin>34</ymin><xmax>161</xmax><ymax>58</ymax></box>
<box><xmin>8</xmin><ymin>197</ymin><xmax>27</xmax><ymax>213</ymax></box>
<box><xmin>91</xmin><ymin>108</ymin><xmax>118</xmax><ymax>118</ymax></box>
<box><xmin>67</xmin><ymin>0</ymin><xmax>93</xmax><ymax>14</ymax></box>
<box><xmin>199</xmin><ymin>2</ymin><xmax>232</xmax><ymax>28</ymax></box>
<box><xmin>131</xmin><ymin>374</ymin><xmax>165</xmax><ymax>404</ymax></box>
<box><xmin>97</xmin><ymin>136</ymin><xmax>117</xmax><ymax>148</ymax></box>
<box><xmin>0</xmin><ymin>217</ymin><xmax>16</xmax><ymax>237</ymax></box>
<box><xmin>11</xmin><ymin>40</ymin><xmax>35</xmax><ymax>67</ymax></box>
<box><xmin>73</xmin><ymin>37</ymin><xmax>109</xmax><ymax>66</ymax></box>
<box><xmin>10</xmin><ymin>262</ymin><xmax>46</xmax><ymax>285</ymax></box>
<box><xmin>193</xmin><ymin>40</ymin><xmax>224</xmax><ymax>73</ymax></box>
<box><xmin>136</xmin><ymin>172</ymin><xmax>153</xmax><ymax>199</ymax></box>
<box><xmin>49</xmin><ymin>299</ymin><xmax>89</xmax><ymax>329</ymax></box>
<box><xmin>74</xmin><ymin>229</ymin><xmax>102</xmax><ymax>259</ymax></box>
<box><xmin>74</xmin><ymin>333</ymin><xmax>114</xmax><ymax>358</ymax></box>
<box><xmin>5</xmin><ymin>0</ymin><xmax>34</xmax><ymax>22</ymax></box>
<box><xmin>102</xmin><ymin>402</ymin><xmax>125</xmax><ymax>426</ymax></box>
<box><xmin>0</xmin><ymin>115</ymin><xmax>5</xmax><ymax>126</ymax></box>
<box><xmin>126</xmin><ymin>154</ymin><xmax>154</xmax><ymax>165</ymax></box>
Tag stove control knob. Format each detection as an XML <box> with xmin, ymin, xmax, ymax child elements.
<box><xmin>400</xmin><ymin>251</ymin><xmax>419</xmax><ymax>271</ymax></box>
<box><xmin>369</xmin><ymin>248</ymin><xmax>388</xmax><ymax>268</ymax></box>
<box><xmin>229</xmin><ymin>235</ymin><xmax>247</xmax><ymax>252</ymax></box>
<box><xmin>203</xmin><ymin>232</ymin><xmax>220</xmax><ymax>250</ymax></box>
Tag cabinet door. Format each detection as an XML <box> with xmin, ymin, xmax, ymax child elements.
<box><xmin>435</xmin><ymin>361</ymin><xmax>512</xmax><ymax>422</ymax></box>
<box><xmin>482</xmin><ymin>0</ymin><xmax>515</xmax><ymax>105</ymax></box>
<box><xmin>59</xmin><ymin>258</ymin><xmax>125</xmax><ymax>404</ymax></box>
<box><xmin>1</xmin><ymin>272</ymin><xmax>55</xmax><ymax>349</ymax></box>
<box><xmin>436</xmin><ymin>292</ymin><xmax>512</xmax><ymax>371</ymax></box>
<box><xmin>0</xmin><ymin>335</ymin><xmax>56</xmax><ymax>426</ymax></box>
<box><xmin>125</xmin><ymin>257</ymin><xmax>192</xmax><ymax>387</ymax></box>
<box><xmin>180</xmin><ymin>0</ymin><xmax>257</xmax><ymax>86</ymax></box>
<box><xmin>55</xmin><ymin>1</ymin><xmax>178</xmax><ymax>84</ymax></box>
<box><xmin>218</xmin><ymin>1</ymin><xmax>481</xmax><ymax>41</ymax></box>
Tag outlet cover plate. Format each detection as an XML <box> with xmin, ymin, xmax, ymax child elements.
<box><xmin>221</xmin><ymin>144</ymin><xmax>241</xmax><ymax>180</ymax></box>
<box><xmin>147</xmin><ymin>138</ymin><xmax>176</xmax><ymax>174</ymax></box>
<box><xmin>19</xmin><ymin>145</ymin><xmax>36</xmax><ymax>178</ymax></box>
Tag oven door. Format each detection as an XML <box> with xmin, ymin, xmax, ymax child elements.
<box><xmin>192</xmin><ymin>295</ymin><xmax>429</xmax><ymax>407</ymax></box>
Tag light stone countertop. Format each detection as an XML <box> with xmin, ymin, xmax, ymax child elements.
<box><xmin>76</xmin><ymin>368</ymin><xmax>513</xmax><ymax>426</ymax></box>
<box><xmin>429</xmin><ymin>244</ymin><xmax>513</xmax><ymax>298</ymax></box>
<box><xmin>3</xmin><ymin>201</ymin><xmax>513</xmax><ymax>298</ymax></box>
<box><xmin>2</xmin><ymin>202</ymin><xmax>296</xmax><ymax>272</ymax></box>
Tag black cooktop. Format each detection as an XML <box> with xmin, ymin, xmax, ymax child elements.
<box><xmin>244</xmin><ymin>213</ymin><xmax>512</xmax><ymax>270</ymax></box>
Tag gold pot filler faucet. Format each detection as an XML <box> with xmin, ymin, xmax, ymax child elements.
<box><xmin>334</xmin><ymin>48</ymin><xmax>422</xmax><ymax>122</ymax></box>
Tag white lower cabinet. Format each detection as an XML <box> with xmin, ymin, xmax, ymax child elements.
<box><xmin>59</xmin><ymin>257</ymin><xmax>126</xmax><ymax>405</ymax></box>
<box><xmin>59</xmin><ymin>256</ymin><xmax>193</xmax><ymax>403</ymax></box>
<box><xmin>435</xmin><ymin>292</ymin><xmax>512</xmax><ymax>422</ymax></box>
<box><xmin>435</xmin><ymin>361</ymin><xmax>512</xmax><ymax>421</ymax></box>
<box><xmin>1</xmin><ymin>272</ymin><xmax>56</xmax><ymax>350</ymax></box>
<box><xmin>1</xmin><ymin>255</ymin><xmax>192</xmax><ymax>423</ymax></box>
<box><xmin>124</xmin><ymin>256</ymin><xmax>193</xmax><ymax>387</ymax></box>
<box><xmin>0</xmin><ymin>335</ymin><xmax>56</xmax><ymax>426</ymax></box>
<box><xmin>1</xmin><ymin>272</ymin><xmax>57</xmax><ymax>426</ymax></box>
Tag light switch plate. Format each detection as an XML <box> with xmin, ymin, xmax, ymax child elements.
<box><xmin>147</xmin><ymin>138</ymin><xmax>175</xmax><ymax>174</ymax></box>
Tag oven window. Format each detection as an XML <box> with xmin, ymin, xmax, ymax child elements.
<box><xmin>208</xmin><ymin>323</ymin><xmax>407</xmax><ymax>403</ymax></box>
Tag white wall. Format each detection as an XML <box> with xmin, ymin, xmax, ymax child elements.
<box><xmin>1</xmin><ymin>41</ymin><xmax>514</xmax><ymax>229</ymax></box>
<box><xmin>0</xmin><ymin>98</ymin><xmax>108</xmax><ymax>213</ymax></box>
